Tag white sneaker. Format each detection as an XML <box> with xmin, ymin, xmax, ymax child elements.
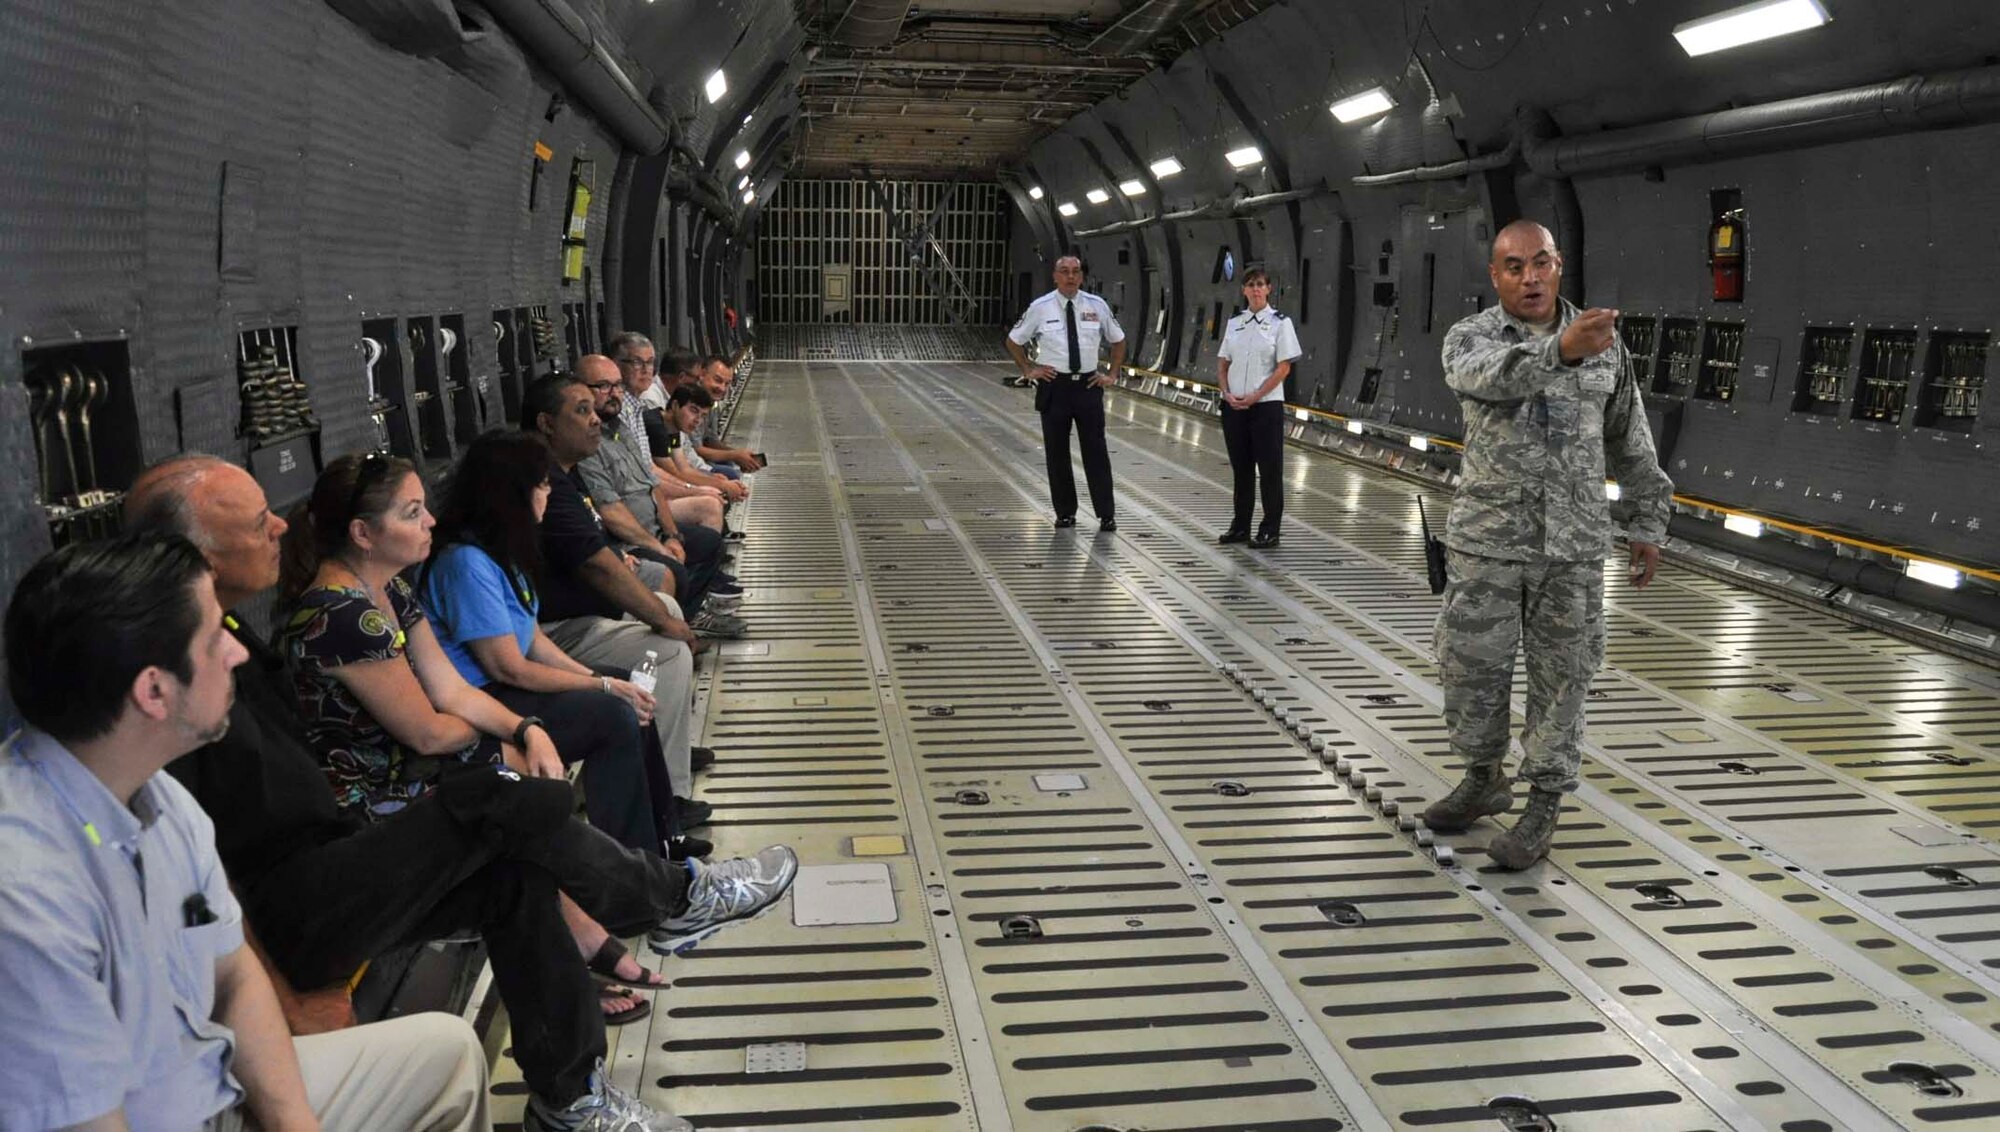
<box><xmin>523</xmin><ymin>1059</ymin><xmax>691</xmax><ymax>1132</ymax></box>
<box><xmin>689</xmin><ymin>609</ymin><xmax>749</xmax><ymax>639</ymax></box>
<box><xmin>648</xmin><ymin>845</ymin><xmax>799</xmax><ymax>955</ymax></box>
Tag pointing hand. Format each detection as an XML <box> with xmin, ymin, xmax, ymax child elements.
<box><xmin>1559</xmin><ymin>308</ymin><xmax>1620</xmax><ymax>364</ymax></box>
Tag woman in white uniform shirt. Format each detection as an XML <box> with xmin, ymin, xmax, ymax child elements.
<box><xmin>1215</xmin><ymin>267</ymin><xmax>1301</xmax><ymax>548</ymax></box>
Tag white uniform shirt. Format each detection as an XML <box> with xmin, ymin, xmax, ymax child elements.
<box><xmin>1217</xmin><ymin>307</ymin><xmax>1302</xmax><ymax>405</ymax></box>
<box><xmin>1008</xmin><ymin>289</ymin><xmax>1126</xmax><ymax>373</ymax></box>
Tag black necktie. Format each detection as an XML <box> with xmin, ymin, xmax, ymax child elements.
<box><xmin>1064</xmin><ymin>299</ymin><xmax>1082</xmax><ymax>374</ymax></box>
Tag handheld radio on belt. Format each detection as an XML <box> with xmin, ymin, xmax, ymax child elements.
<box><xmin>1418</xmin><ymin>497</ymin><xmax>1448</xmax><ymax>595</ymax></box>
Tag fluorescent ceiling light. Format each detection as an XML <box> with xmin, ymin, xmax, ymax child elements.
<box><xmin>1118</xmin><ymin>179</ymin><xmax>1146</xmax><ymax>197</ymax></box>
<box><xmin>742</xmin><ymin>113</ymin><xmax>753</xmax><ymax>125</ymax></box>
<box><xmin>1331</xmin><ymin>86</ymin><xmax>1396</xmax><ymax>123</ymax></box>
<box><xmin>734</xmin><ymin>150</ymin><xmax>751</xmax><ymax>170</ymax></box>
<box><xmin>741</xmin><ymin>188</ymin><xmax>755</xmax><ymax>204</ymax></box>
<box><xmin>1149</xmin><ymin>156</ymin><xmax>1183</xmax><ymax>178</ymax></box>
<box><xmin>1906</xmin><ymin>559</ymin><xmax>1963</xmax><ymax>590</ymax></box>
<box><xmin>1673</xmin><ymin>0</ymin><xmax>1829</xmax><ymax>57</ymax></box>
<box><xmin>705</xmin><ymin>69</ymin><xmax>728</xmax><ymax>103</ymax></box>
<box><xmin>1408</xmin><ymin>435</ymin><xmax>1430</xmax><ymax>451</ymax></box>
<box><xmin>735</xmin><ymin>174</ymin><xmax>750</xmax><ymax>190</ymax></box>
<box><xmin>1225</xmin><ymin>145</ymin><xmax>1263</xmax><ymax>169</ymax></box>
<box><xmin>1723</xmin><ymin>514</ymin><xmax>1764</xmax><ymax>538</ymax></box>
<box><xmin>1345</xmin><ymin>420</ymin><xmax>1364</xmax><ymax>434</ymax></box>
<box><xmin>1057</xmin><ymin>201</ymin><xmax>1079</xmax><ymax>217</ymax></box>
<box><xmin>1605</xmin><ymin>482</ymin><xmax>1623</xmax><ymax>501</ymax></box>
<box><xmin>1028</xmin><ymin>186</ymin><xmax>1044</xmax><ymax>200</ymax></box>
<box><xmin>1085</xmin><ymin>188</ymin><xmax>1111</xmax><ymax>204</ymax></box>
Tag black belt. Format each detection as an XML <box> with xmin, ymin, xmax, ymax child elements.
<box><xmin>1054</xmin><ymin>371</ymin><xmax>1092</xmax><ymax>380</ymax></box>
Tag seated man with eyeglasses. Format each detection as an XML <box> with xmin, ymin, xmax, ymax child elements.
<box><xmin>576</xmin><ymin>354</ymin><xmax>745</xmax><ymax>640</ymax></box>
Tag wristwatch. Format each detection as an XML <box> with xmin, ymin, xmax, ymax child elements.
<box><xmin>512</xmin><ymin>716</ymin><xmax>546</xmax><ymax>748</ymax></box>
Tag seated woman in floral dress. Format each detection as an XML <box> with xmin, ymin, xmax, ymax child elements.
<box><xmin>276</xmin><ymin>451</ymin><xmax>663</xmax><ymax>1022</ymax></box>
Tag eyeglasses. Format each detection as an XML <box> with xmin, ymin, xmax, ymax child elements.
<box><xmin>582</xmin><ymin>380</ymin><xmax>619</xmax><ymax>393</ymax></box>
<box><xmin>616</xmin><ymin>356</ymin><xmax>657</xmax><ymax>371</ymax></box>
<box><xmin>346</xmin><ymin>452</ymin><xmax>395</xmax><ymax>521</ymax></box>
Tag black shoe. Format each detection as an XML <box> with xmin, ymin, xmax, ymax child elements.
<box><xmin>667</xmin><ymin>834</ymin><xmax>714</xmax><ymax>861</ymax></box>
<box><xmin>1218</xmin><ymin>528</ymin><xmax>1250</xmax><ymax>545</ymax></box>
<box><xmin>724</xmin><ymin>529</ymin><xmax>746</xmax><ymax>542</ymax></box>
<box><xmin>691</xmin><ymin>746</ymin><xmax>716</xmax><ymax>773</ymax></box>
<box><xmin>1099</xmin><ymin>518</ymin><xmax>1118</xmax><ymax>532</ymax></box>
<box><xmin>1249</xmin><ymin>530</ymin><xmax>1280</xmax><ymax>549</ymax></box>
<box><xmin>1054</xmin><ymin>516</ymin><xmax>1076</xmax><ymax>528</ymax></box>
<box><xmin>674</xmin><ymin>796</ymin><xmax>713</xmax><ymax>829</ymax></box>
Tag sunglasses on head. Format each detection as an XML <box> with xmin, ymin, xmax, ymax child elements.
<box><xmin>346</xmin><ymin>452</ymin><xmax>395</xmax><ymax>520</ymax></box>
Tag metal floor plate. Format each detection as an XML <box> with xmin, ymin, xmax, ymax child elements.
<box><xmin>487</xmin><ymin>359</ymin><xmax>2000</xmax><ymax>1131</ymax></box>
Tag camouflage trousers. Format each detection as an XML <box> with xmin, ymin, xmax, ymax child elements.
<box><xmin>1434</xmin><ymin>549</ymin><xmax>1606</xmax><ymax>793</ymax></box>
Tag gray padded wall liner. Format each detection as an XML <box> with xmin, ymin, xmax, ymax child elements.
<box><xmin>0</xmin><ymin>0</ymin><xmax>624</xmax><ymax>717</ymax></box>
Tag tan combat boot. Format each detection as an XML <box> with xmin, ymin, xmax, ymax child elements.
<box><xmin>1487</xmin><ymin>788</ymin><xmax>1564</xmax><ymax>869</ymax></box>
<box><xmin>1421</xmin><ymin>766</ymin><xmax>1514</xmax><ymax>832</ymax></box>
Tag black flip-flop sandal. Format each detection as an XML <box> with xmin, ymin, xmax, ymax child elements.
<box><xmin>600</xmin><ymin>984</ymin><xmax>652</xmax><ymax>1027</ymax></box>
<box><xmin>586</xmin><ymin>936</ymin><xmax>671</xmax><ymax>990</ymax></box>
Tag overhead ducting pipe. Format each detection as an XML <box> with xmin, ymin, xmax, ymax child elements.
<box><xmin>1085</xmin><ymin>0</ymin><xmax>1206</xmax><ymax>58</ymax></box>
<box><xmin>832</xmin><ymin>0</ymin><xmax>915</xmax><ymax>48</ymax></box>
<box><xmin>481</xmin><ymin>0</ymin><xmax>670</xmax><ymax>154</ymax></box>
<box><xmin>1071</xmin><ymin>184</ymin><xmax>1330</xmax><ymax>238</ymax></box>
<box><xmin>1350</xmin><ymin>139</ymin><xmax>1519</xmax><ymax>187</ymax></box>
<box><xmin>665</xmin><ymin>168</ymin><xmax>740</xmax><ymax>233</ymax></box>
<box><xmin>1527</xmin><ymin>64</ymin><xmax>2000</xmax><ymax>178</ymax></box>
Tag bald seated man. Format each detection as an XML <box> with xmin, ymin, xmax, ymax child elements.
<box><xmin>1423</xmin><ymin>219</ymin><xmax>1674</xmax><ymax>869</ymax></box>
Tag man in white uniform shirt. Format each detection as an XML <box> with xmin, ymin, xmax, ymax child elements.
<box><xmin>1005</xmin><ymin>255</ymin><xmax>1127</xmax><ymax>531</ymax></box>
<box><xmin>1215</xmin><ymin>267</ymin><xmax>1302</xmax><ymax>548</ymax></box>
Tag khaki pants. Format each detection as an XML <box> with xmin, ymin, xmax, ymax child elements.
<box><xmin>209</xmin><ymin>1012</ymin><xmax>489</xmax><ymax>1131</ymax></box>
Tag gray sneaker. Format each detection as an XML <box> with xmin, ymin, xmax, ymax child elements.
<box><xmin>648</xmin><ymin>845</ymin><xmax>799</xmax><ymax>956</ymax></box>
<box><xmin>689</xmin><ymin>609</ymin><xmax>748</xmax><ymax>639</ymax></box>
<box><xmin>523</xmin><ymin>1059</ymin><xmax>691</xmax><ymax>1132</ymax></box>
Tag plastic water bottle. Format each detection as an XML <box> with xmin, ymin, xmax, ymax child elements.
<box><xmin>631</xmin><ymin>650</ymin><xmax>659</xmax><ymax>696</ymax></box>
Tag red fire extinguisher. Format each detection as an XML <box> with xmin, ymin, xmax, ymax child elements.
<box><xmin>1710</xmin><ymin>209</ymin><xmax>1745</xmax><ymax>302</ymax></box>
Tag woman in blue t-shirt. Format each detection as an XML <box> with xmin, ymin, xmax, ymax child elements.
<box><xmin>419</xmin><ymin>431</ymin><xmax>679</xmax><ymax>867</ymax></box>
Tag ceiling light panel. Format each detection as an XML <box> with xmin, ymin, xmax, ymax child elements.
<box><xmin>1331</xmin><ymin>86</ymin><xmax>1396</xmax><ymax>123</ymax></box>
<box><xmin>1225</xmin><ymin>145</ymin><xmax>1263</xmax><ymax>169</ymax></box>
<box><xmin>734</xmin><ymin>150</ymin><xmax>751</xmax><ymax>169</ymax></box>
<box><xmin>1085</xmin><ymin>188</ymin><xmax>1110</xmax><ymax>204</ymax></box>
<box><xmin>1118</xmin><ymin>179</ymin><xmax>1146</xmax><ymax>196</ymax></box>
<box><xmin>705</xmin><ymin>69</ymin><xmax>728</xmax><ymax>103</ymax></box>
<box><xmin>1674</xmin><ymin>0</ymin><xmax>1830</xmax><ymax>57</ymax></box>
<box><xmin>1149</xmin><ymin>156</ymin><xmax>1183</xmax><ymax>178</ymax></box>
<box><xmin>1028</xmin><ymin>186</ymin><xmax>1044</xmax><ymax>200</ymax></box>
<box><xmin>1057</xmin><ymin>202</ymin><xmax>1079</xmax><ymax>217</ymax></box>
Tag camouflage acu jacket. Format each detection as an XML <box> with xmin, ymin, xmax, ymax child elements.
<box><xmin>1439</xmin><ymin>298</ymin><xmax>1673</xmax><ymax>562</ymax></box>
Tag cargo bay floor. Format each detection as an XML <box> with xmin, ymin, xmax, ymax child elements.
<box><xmin>482</xmin><ymin>359</ymin><xmax>2000</xmax><ymax>1132</ymax></box>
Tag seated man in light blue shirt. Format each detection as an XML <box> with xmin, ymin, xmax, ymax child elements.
<box><xmin>0</xmin><ymin>533</ymin><xmax>489</xmax><ymax>1132</ymax></box>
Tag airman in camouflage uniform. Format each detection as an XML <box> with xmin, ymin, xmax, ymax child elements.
<box><xmin>1423</xmin><ymin>220</ymin><xmax>1674</xmax><ymax>869</ymax></box>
